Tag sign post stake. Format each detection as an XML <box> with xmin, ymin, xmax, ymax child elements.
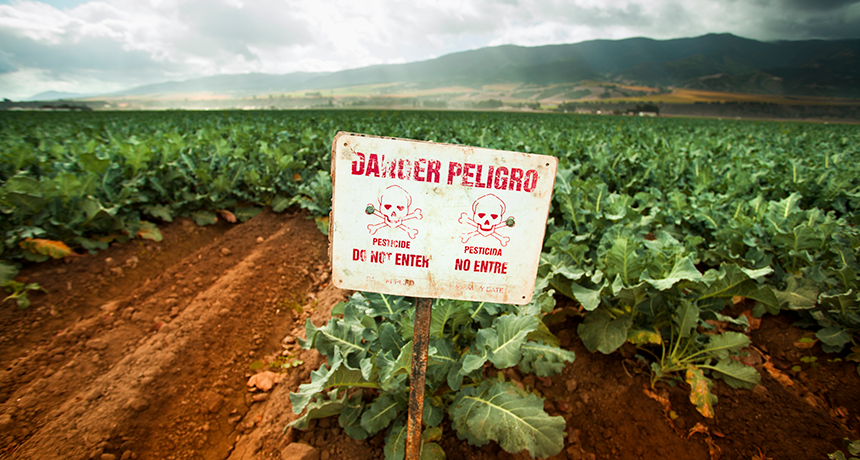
<box><xmin>404</xmin><ymin>297</ymin><xmax>433</xmax><ymax>460</ymax></box>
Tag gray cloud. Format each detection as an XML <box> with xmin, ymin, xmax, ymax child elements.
<box><xmin>0</xmin><ymin>0</ymin><xmax>857</xmax><ymax>99</ymax></box>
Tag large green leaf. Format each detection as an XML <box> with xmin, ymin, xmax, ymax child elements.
<box><xmin>577</xmin><ymin>309</ymin><xmax>633</xmax><ymax>354</ymax></box>
<box><xmin>697</xmin><ymin>264</ymin><xmax>776</xmax><ymax>308</ymax></box>
<box><xmin>450</xmin><ymin>380</ymin><xmax>565</xmax><ymax>458</ymax></box>
<box><xmin>569</xmin><ymin>281</ymin><xmax>605</xmax><ymax>311</ymax></box>
<box><xmin>383</xmin><ymin>418</ymin><xmax>407</xmax><ymax>460</ymax></box>
<box><xmin>700</xmin><ymin>332</ymin><xmax>751</xmax><ymax>359</ymax></box>
<box><xmin>475</xmin><ymin>314</ymin><xmax>540</xmax><ymax>369</ymax></box>
<box><xmin>603</xmin><ymin>236</ymin><xmax>642</xmax><ymax>285</ymax></box>
<box><xmin>339</xmin><ymin>391</ymin><xmax>369</xmax><ymax>439</ymax></box>
<box><xmin>709</xmin><ymin>358</ymin><xmax>760</xmax><ymax>389</ymax></box>
<box><xmin>361</xmin><ymin>393</ymin><xmax>407</xmax><ymax>436</ymax></box>
<box><xmin>775</xmin><ymin>276</ymin><xmax>819</xmax><ymax>310</ymax></box>
<box><xmin>642</xmin><ymin>255</ymin><xmax>702</xmax><ymax>291</ymax></box>
<box><xmin>816</xmin><ymin>326</ymin><xmax>852</xmax><ymax>350</ymax></box>
<box><xmin>675</xmin><ymin>301</ymin><xmax>699</xmax><ymax>339</ymax></box>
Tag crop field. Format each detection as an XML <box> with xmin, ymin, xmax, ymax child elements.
<box><xmin>1</xmin><ymin>109</ymin><xmax>859</xmax><ymax>460</ymax></box>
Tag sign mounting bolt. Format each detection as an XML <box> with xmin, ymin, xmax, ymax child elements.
<box><xmin>365</xmin><ymin>205</ymin><xmax>376</xmax><ymax>215</ymax></box>
<box><xmin>506</xmin><ymin>217</ymin><xmax>516</xmax><ymax>227</ymax></box>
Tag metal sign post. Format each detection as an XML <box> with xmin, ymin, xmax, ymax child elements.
<box><xmin>329</xmin><ymin>132</ymin><xmax>557</xmax><ymax>459</ymax></box>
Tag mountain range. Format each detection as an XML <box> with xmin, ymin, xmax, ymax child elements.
<box><xmin>42</xmin><ymin>33</ymin><xmax>860</xmax><ymax>101</ymax></box>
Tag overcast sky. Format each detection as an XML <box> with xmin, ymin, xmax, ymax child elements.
<box><xmin>1</xmin><ymin>0</ymin><xmax>859</xmax><ymax>100</ymax></box>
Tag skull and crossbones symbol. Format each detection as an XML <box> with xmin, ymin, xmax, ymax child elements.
<box><xmin>459</xmin><ymin>194</ymin><xmax>513</xmax><ymax>246</ymax></box>
<box><xmin>366</xmin><ymin>185</ymin><xmax>423</xmax><ymax>239</ymax></box>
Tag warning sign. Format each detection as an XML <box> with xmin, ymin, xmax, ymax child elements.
<box><xmin>329</xmin><ymin>132</ymin><xmax>557</xmax><ymax>305</ymax></box>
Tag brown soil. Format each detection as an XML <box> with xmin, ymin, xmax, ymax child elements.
<box><xmin>1</xmin><ymin>210</ymin><xmax>858</xmax><ymax>460</ymax></box>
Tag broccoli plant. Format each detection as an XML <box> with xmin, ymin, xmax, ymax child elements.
<box><xmin>288</xmin><ymin>286</ymin><xmax>574</xmax><ymax>459</ymax></box>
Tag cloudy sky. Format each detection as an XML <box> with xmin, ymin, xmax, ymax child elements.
<box><xmin>1</xmin><ymin>0</ymin><xmax>858</xmax><ymax>100</ymax></box>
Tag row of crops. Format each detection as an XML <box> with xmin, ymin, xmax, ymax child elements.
<box><xmin>2</xmin><ymin>110</ymin><xmax>859</xmax><ymax>458</ymax></box>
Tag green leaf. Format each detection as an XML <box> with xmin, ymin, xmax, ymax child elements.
<box><xmin>518</xmin><ymin>341</ymin><xmax>576</xmax><ymax>377</ymax></box>
<box><xmin>272</xmin><ymin>194</ymin><xmax>291</xmax><ymax>213</ymax></box>
<box><xmin>0</xmin><ymin>261</ymin><xmax>16</xmax><ymax>284</ymax></box>
<box><xmin>302</xmin><ymin>304</ymin><xmax>374</xmax><ymax>365</ymax></box>
<box><xmin>676</xmin><ymin>301</ymin><xmax>700</xmax><ymax>339</ymax></box>
<box><xmin>604</xmin><ymin>236</ymin><xmax>642</xmax><ymax>285</ymax></box>
<box><xmin>570</xmin><ymin>281</ymin><xmax>605</xmax><ymax>311</ymax></box>
<box><xmin>290</xmin><ymin>389</ymin><xmax>346</xmax><ymax>430</ymax></box>
<box><xmin>450</xmin><ymin>380</ymin><xmax>565</xmax><ymax>458</ymax></box>
<box><xmin>420</xmin><ymin>443</ymin><xmax>445</xmax><ymax>460</ymax></box>
<box><xmin>339</xmin><ymin>391</ymin><xmax>369</xmax><ymax>439</ymax></box>
<box><xmin>526</xmin><ymin>321</ymin><xmax>561</xmax><ymax>348</ymax></box>
<box><xmin>143</xmin><ymin>204</ymin><xmax>174</xmax><ymax>222</ymax></box>
<box><xmin>289</xmin><ymin>349</ymin><xmax>376</xmax><ymax>414</ymax></box>
<box><xmin>816</xmin><ymin>326</ymin><xmax>852</xmax><ymax>350</ymax></box>
<box><xmin>641</xmin><ymin>255</ymin><xmax>703</xmax><ymax>291</ymax></box>
<box><xmin>430</xmin><ymin>300</ymin><xmax>470</xmax><ymax>339</ymax></box>
<box><xmin>476</xmin><ymin>314</ymin><xmax>540</xmax><ymax>369</ymax></box>
<box><xmin>685</xmin><ymin>365</ymin><xmax>717</xmax><ymax>418</ymax></box>
<box><xmin>701</xmin><ymin>332</ymin><xmax>751</xmax><ymax>359</ymax></box>
<box><xmin>361</xmin><ymin>393</ymin><xmax>407</xmax><ymax>436</ymax></box>
<box><xmin>775</xmin><ymin>276</ymin><xmax>819</xmax><ymax>310</ymax></box>
<box><xmin>383</xmin><ymin>418</ymin><xmax>407</xmax><ymax>460</ymax></box>
<box><xmin>191</xmin><ymin>210</ymin><xmax>218</xmax><ymax>226</ymax></box>
<box><xmin>235</xmin><ymin>206</ymin><xmax>263</xmax><ymax>222</ymax></box>
<box><xmin>709</xmin><ymin>358</ymin><xmax>760</xmax><ymax>389</ymax></box>
<box><xmin>698</xmin><ymin>264</ymin><xmax>772</xmax><ymax>303</ymax></box>
<box><xmin>577</xmin><ymin>309</ymin><xmax>633</xmax><ymax>354</ymax></box>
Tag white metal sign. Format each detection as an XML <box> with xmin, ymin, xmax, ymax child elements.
<box><xmin>330</xmin><ymin>132</ymin><xmax>557</xmax><ymax>305</ymax></box>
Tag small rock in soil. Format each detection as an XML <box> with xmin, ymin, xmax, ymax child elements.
<box><xmin>100</xmin><ymin>301</ymin><xmax>121</xmax><ymax>313</ymax></box>
<box><xmin>281</xmin><ymin>443</ymin><xmax>319</xmax><ymax>460</ymax></box>
<box><xmin>202</xmin><ymin>391</ymin><xmax>224</xmax><ymax>413</ymax></box>
<box><xmin>220</xmin><ymin>247</ymin><xmax>232</xmax><ymax>256</ymax></box>
<box><xmin>0</xmin><ymin>413</ymin><xmax>12</xmax><ymax>430</ymax></box>
<box><xmin>256</xmin><ymin>237</ymin><xmax>265</xmax><ymax>243</ymax></box>
<box><xmin>101</xmin><ymin>454</ymin><xmax>117</xmax><ymax>460</ymax></box>
<box><xmin>252</xmin><ymin>393</ymin><xmax>268</xmax><ymax>403</ymax></box>
<box><xmin>127</xmin><ymin>398</ymin><xmax>149</xmax><ymax>412</ymax></box>
<box><xmin>247</xmin><ymin>371</ymin><xmax>279</xmax><ymax>392</ymax></box>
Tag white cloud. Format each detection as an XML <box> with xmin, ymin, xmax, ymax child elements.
<box><xmin>0</xmin><ymin>0</ymin><xmax>857</xmax><ymax>99</ymax></box>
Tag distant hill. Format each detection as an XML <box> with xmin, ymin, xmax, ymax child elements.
<box><xmin>24</xmin><ymin>91</ymin><xmax>91</xmax><ymax>101</ymax></box>
<box><xmin>91</xmin><ymin>33</ymin><xmax>860</xmax><ymax>99</ymax></box>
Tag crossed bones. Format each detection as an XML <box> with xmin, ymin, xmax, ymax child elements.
<box><xmin>367</xmin><ymin>205</ymin><xmax>423</xmax><ymax>239</ymax></box>
<box><xmin>459</xmin><ymin>212</ymin><xmax>511</xmax><ymax>247</ymax></box>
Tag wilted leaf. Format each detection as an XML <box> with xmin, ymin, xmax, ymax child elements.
<box><xmin>137</xmin><ymin>221</ymin><xmax>163</xmax><ymax>242</ymax></box>
<box><xmin>19</xmin><ymin>238</ymin><xmax>72</xmax><ymax>259</ymax></box>
<box><xmin>627</xmin><ymin>329</ymin><xmax>662</xmax><ymax>345</ymax></box>
<box><xmin>217</xmin><ymin>209</ymin><xmax>237</xmax><ymax>223</ymax></box>
<box><xmin>685</xmin><ymin>366</ymin><xmax>717</xmax><ymax>418</ymax></box>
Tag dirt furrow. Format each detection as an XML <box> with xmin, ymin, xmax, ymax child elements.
<box><xmin>1</xmin><ymin>211</ymin><xmax>334</xmax><ymax>460</ymax></box>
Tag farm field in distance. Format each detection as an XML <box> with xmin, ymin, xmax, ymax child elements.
<box><xmin>1</xmin><ymin>109</ymin><xmax>859</xmax><ymax>460</ymax></box>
